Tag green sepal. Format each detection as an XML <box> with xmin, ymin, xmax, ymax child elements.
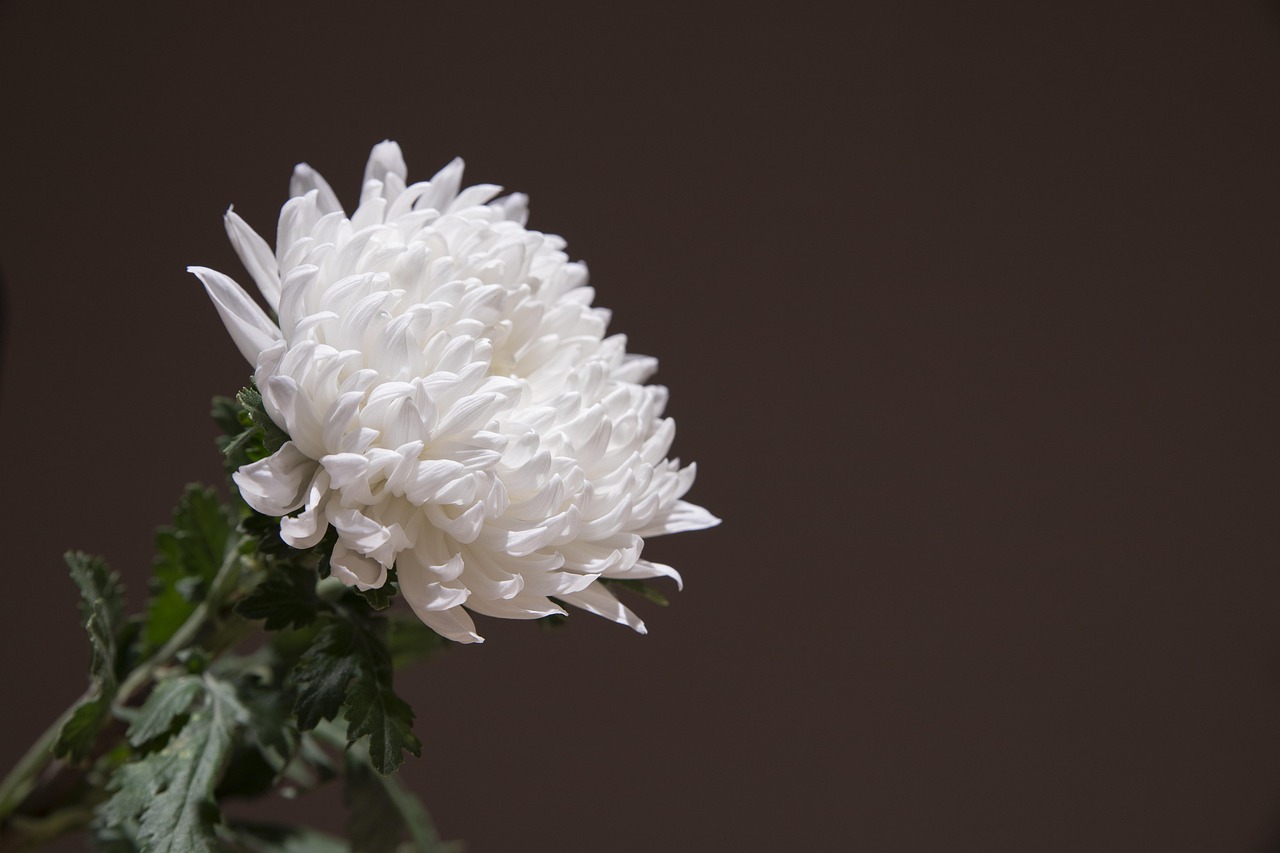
<box><xmin>53</xmin><ymin>552</ymin><xmax>125</xmax><ymax>763</ymax></box>
<box><xmin>236</xmin><ymin>384</ymin><xmax>290</xmax><ymax>457</ymax></box>
<box><xmin>214</xmin><ymin>382</ymin><xmax>291</xmax><ymax>473</ymax></box>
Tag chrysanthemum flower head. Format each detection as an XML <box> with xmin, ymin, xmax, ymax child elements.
<box><xmin>190</xmin><ymin>141</ymin><xmax>718</xmax><ymax>642</ymax></box>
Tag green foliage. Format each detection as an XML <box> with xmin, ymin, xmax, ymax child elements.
<box><xmin>355</xmin><ymin>570</ymin><xmax>398</xmax><ymax>611</ymax></box>
<box><xmin>126</xmin><ymin>676</ymin><xmax>204</xmax><ymax>747</ymax></box>
<box><xmin>239</xmin><ymin>385</ymin><xmax>290</xmax><ymax>456</ymax></box>
<box><xmin>239</xmin><ymin>510</ymin><xmax>300</xmax><ymax>558</ymax></box>
<box><xmin>217</xmin><ymin>383</ymin><xmax>290</xmax><ymax>467</ymax></box>
<box><xmin>10</xmin><ymin>412</ymin><xmax>460</xmax><ymax>850</ymax></box>
<box><xmin>236</xmin><ymin>562</ymin><xmax>322</xmax><ymax>631</ymax></box>
<box><xmin>290</xmin><ymin>620</ymin><xmax>364</xmax><ymax>732</ymax></box>
<box><xmin>99</xmin><ymin>676</ymin><xmax>248</xmax><ymax>853</ymax></box>
<box><xmin>290</xmin><ymin>612</ymin><xmax>422</xmax><ymax>774</ymax></box>
<box><xmin>54</xmin><ymin>553</ymin><xmax>125</xmax><ymax>763</ymax></box>
<box><xmin>344</xmin><ymin>654</ymin><xmax>421</xmax><ymax>776</ymax></box>
<box><xmin>209</xmin><ymin>395</ymin><xmax>243</xmax><ymax>442</ymax></box>
<box><xmin>144</xmin><ymin>486</ymin><xmax>235</xmax><ymax>655</ymax></box>
<box><xmin>345</xmin><ymin>743</ymin><xmax>464</xmax><ymax>853</ymax></box>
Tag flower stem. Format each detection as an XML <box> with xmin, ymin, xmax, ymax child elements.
<box><xmin>113</xmin><ymin>540</ymin><xmax>246</xmax><ymax>710</ymax></box>
<box><xmin>0</xmin><ymin>699</ymin><xmax>79</xmax><ymax>821</ymax></box>
<box><xmin>0</xmin><ymin>536</ymin><xmax>247</xmax><ymax>837</ymax></box>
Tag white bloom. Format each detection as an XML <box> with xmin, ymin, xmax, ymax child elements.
<box><xmin>191</xmin><ymin>141</ymin><xmax>718</xmax><ymax>643</ymax></box>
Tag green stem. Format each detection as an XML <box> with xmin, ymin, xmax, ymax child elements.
<box><xmin>8</xmin><ymin>806</ymin><xmax>95</xmax><ymax>848</ymax></box>
<box><xmin>0</xmin><ymin>700</ymin><xmax>79</xmax><ymax>821</ymax></box>
<box><xmin>114</xmin><ymin>540</ymin><xmax>246</xmax><ymax>710</ymax></box>
<box><xmin>0</xmin><ymin>537</ymin><xmax>247</xmax><ymax>834</ymax></box>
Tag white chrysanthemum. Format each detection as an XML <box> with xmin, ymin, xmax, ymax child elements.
<box><xmin>190</xmin><ymin>141</ymin><xmax>718</xmax><ymax>643</ymax></box>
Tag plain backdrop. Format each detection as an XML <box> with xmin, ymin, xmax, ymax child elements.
<box><xmin>3</xmin><ymin>1</ymin><xmax>1280</xmax><ymax>850</ymax></box>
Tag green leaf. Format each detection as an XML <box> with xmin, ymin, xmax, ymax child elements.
<box><xmin>345</xmin><ymin>742</ymin><xmax>463</xmax><ymax>853</ymax></box>
<box><xmin>211</xmin><ymin>667</ymin><xmax>316</xmax><ymax>801</ymax></box>
<box><xmin>240</xmin><ymin>511</ymin><xmax>294</xmax><ymax>558</ymax></box>
<box><xmin>344</xmin><ymin>665</ymin><xmax>421</xmax><ymax>776</ymax></box>
<box><xmin>232</xmin><ymin>672</ymin><xmax>298</xmax><ymax>773</ymax></box>
<box><xmin>288</xmin><ymin>613</ymin><xmax>421</xmax><ymax>774</ymax></box>
<box><xmin>56</xmin><ymin>702</ymin><xmax>112</xmax><ymax>766</ymax></box>
<box><xmin>237</xmin><ymin>562</ymin><xmax>322</xmax><ymax>631</ymax></box>
<box><xmin>210</xmin><ymin>394</ymin><xmax>242</xmax><ymax>439</ymax></box>
<box><xmin>354</xmin><ymin>578</ymin><xmax>397</xmax><ymax>611</ymax></box>
<box><xmin>290</xmin><ymin>620</ymin><xmax>362</xmax><ymax>732</ymax></box>
<box><xmin>144</xmin><ymin>486</ymin><xmax>235</xmax><ymax>654</ymax></box>
<box><xmin>53</xmin><ymin>552</ymin><xmax>125</xmax><ymax>763</ymax></box>
<box><xmin>99</xmin><ymin>676</ymin><xmax>248</xmax><ymax>853</ymax></box>
<box><xmin>92</xmin><ymin>817</ymin><xmax>142</xmax><ymax>853</ymax></box>
<box><xmin>236</xmin><ymin>384</ymin><xmax>290</xmax><ymax>457</ymax></box>
<box><xmin>127</xmin><ymin>676</ymin><xmax>204</xmax><ymax>747</ymax></box>
<box><xmin>211</xmin><ymin>393</ymin><xmax>252</xmax><ymax>468</ymax></box>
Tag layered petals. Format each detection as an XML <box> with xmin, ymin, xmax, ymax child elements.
<box><xmin>196</xmin><ymin>141</ymin><xmax>717</xmax><ymax>642</ymax></box>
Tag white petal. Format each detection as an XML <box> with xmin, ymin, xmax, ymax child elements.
<box><xmin>603</xmin><ymin>559</ymin><xmax>684</xmax><ymax>591</ymax></box>
<box><xmin>276</xmin><ymin>192</ymin><xmax>319</xmax><ymax>266</ymax></box>
<box><xmin>464</xmin><ymin>592</ymin><xmax>564</xmax><ymax>620</ymax></box>
<box><xmin>411</xmin><ymin>605</ymin><xmax>484</xmax><ymax>644</ymax></box>
<box><xmin>397</xmin><ymin>551</ymin><xmax>470</xmax><ymax>612</ymax></box>
<box><xmin>490</xmin><ymin>192</ymin><xmax>528</xmax><ymax>225</ymax></box>
<box><xmin>232</xmin><ymin>442</ymin><xmax>317</xmax><ymax>517</ymax></box>
<box><xmin>329</xmin><ymin>542</ymin><xmax>387</xmax><ymax>591</ymax></box>
<box><xmin>224</xmin><ymin>209</ymin><xmax>281</xmax><ymax>311</ymax></box>
<box><xmin>364</xmin><ymin>140</ymin><xmax>407</xmax><ymax>190</ymax></box>
<box><xmin>631</xmin><ymin>500</ymin><xmax>721</xmax><ymax>538</ymax></box>
<box><xmin>415</xmin><ymin>157</ymin><xmax>464</xmax><ymax>212</ymax></box>
<box><xmin>327</xmin><ymin>507</ymin><xmax>392</xmax><ymax>557</ymax></box>
<box><xmin>279</xmin><ymin>468</ymin><xmax>332</xmax><ymax>549</ymax></box>
<box><xmin>290</xmin><ymin>163</ymin><xmax>343</xmax><ymax>214</ymax></box>
<box><xmin>188</xmin><ymin>266</ymin><xmax>281</xmax><ymax>364</ymax></box>
<box><xmin>262</xmin><ymin>375</ymin><xmax>325</xmax><ymax>459</ymax></box>
<box><xmin>447</xmin><ymin>183</ymin><xmax>503</xmax><ymax>212</ymax></box>
<box><xmin>424</xmin><ymin>501</ymin><xmax>487</xmax><ymax>544</ymax></box>
<box><xmin>320</xmin><ymin>452</ymin><xmax>369</xmax><ymax>488</ymax></box>
<box><xmin>558</xmin><ymin>583</ymin><xmax>646</xmax><ymax>634</ymax></box>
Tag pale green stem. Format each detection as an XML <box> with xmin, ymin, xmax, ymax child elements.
<box><xmin>113</xmin><ymin>540</ymin><xmax>247</xmax><ymax>710</ymax></box>
<box><xmin>0</xmin><ymin>700</ymin><xmax>79</xmax><ymax>820</ymax></box>
<box><xmin>0</xmin><ymin>536</ymin><xmax>248</xmax><ymax>829</ymax></box>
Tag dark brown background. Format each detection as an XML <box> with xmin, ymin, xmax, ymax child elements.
<box><xmin>3</xmin><ymin>1</ymin><xmax>1280</xmax><ymax>850</ymax></box>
